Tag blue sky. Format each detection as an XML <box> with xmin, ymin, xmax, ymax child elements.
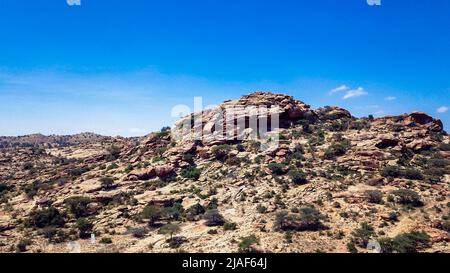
<box><xmin>0</xmin><ymin>0</ymin><xmax>449</xmax><ymax>136</ymax></box>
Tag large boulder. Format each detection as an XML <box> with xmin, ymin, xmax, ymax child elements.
<box><xmin>172</xmin><ymin>92</ymin><xmax>317</xmax><ymax>145</ymax></box>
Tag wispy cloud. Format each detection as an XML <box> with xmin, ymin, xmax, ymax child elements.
<box><xmin>329</xmin><ymin>85</ymin><xmax>368</xmax><ymax>100</ymax></box>
<box><xmin>437</xmin><ymin>106</ymin><xmax>448</xmax><ymax>113</ymax></box>
<box><xmin>329</xmin><ymin>85</ymin><xmax>349</xmax><ymax>94</ymax></box>
<box><xmin>343</xmin><ymin>87</ymin><xmax>368</xmax><ymax>100</ymax></box>
<box><xmin>385</xmin><ymin>96</ymin><xmax>397</xmax><ymax>101</ymax></box>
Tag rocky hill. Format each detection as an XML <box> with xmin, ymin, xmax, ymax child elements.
<box><xmin>0</xmin><ymin>92</ymin><xmax>448</xmax><ymax>253</ymax></box>
<box><xmin>0</xmin><ymin>133</ymin><xmax>112</xmax><ymax>149</ymax></box>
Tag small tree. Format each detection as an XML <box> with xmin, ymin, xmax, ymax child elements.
<box><xmin>142</xmin><ymin>205</ymin><xmax>162</xmax><ymax>226</ymax></box>
<box><xmin>158</xmin><ymin>223</ymin><xmax>181</xmax><ymax>240</ymax></box>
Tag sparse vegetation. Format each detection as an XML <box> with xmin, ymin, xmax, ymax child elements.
<box><xmin>268</xmin><ymin>163</ymin><xmax>287</xmax><ymax>175</ymax></box>
<box><xmin>238</xmin><ymin>234</ymin><xmax>259</xmax><ymax>253</ymax></box>
<box><xmin>391</xmin><ymin>189</ymin><xmax>423</xmax><ymax>207</ymax></box>
<box><xmin>274</xmin><ymin>207</ymin><xmax>324</xmax><ymax>231</ymax></box>
<box><xmin>351</xmin><ymin>222</ymin><xmax>375</xmax><ymax>247</ymax></box>
<box><xmin>379</xmin><ymin>231</ymin><xmax>430</xmax><ymax>253</ymax></box>
<box><xmin>27</xmin><ymin>207</ymin><xmax>65</xmax><ymax>228</ymax></box>
<box><xmin>180</xmin><ymin>166</ymin><xmax>201</xmax><ymax>181</ymax></box>
<box><xmin>64</xmin><ymin>196</ymin><xmax>92</xmax><ymax>218</ymax></box>
<box><xmin>212</xmin><ymin>144</ymin><xmax>231</xmax><ymax>161</ymax></box>
<box><xmin>365</xmin><ymin>190</ymin><xmax>383</xmax><ymax>204</ymax></box>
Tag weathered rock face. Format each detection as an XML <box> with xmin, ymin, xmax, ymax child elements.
<box><xmin>173</xmin><ymin>92</ymin><xmax>317</xmax><ymax>145</ymax></box>
<box><xmin>374</xmin><ymin>112</ymin><xmax>443</xmax><ymax>132</ymax></box>
<box><xmin>376</xmin><ymin>135</ymin><xmax>400</xmax><ymax>149</ymax></box>
<box><xmin>126</xmin><ymin>165</ymin><xmax>175</xmax><ymax>181</ymax></box>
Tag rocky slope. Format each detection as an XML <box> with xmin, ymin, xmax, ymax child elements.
<box><xmin>0</xmin><ymin>92</ymin><xmax>448</xmax><ymax>253</ymax></box>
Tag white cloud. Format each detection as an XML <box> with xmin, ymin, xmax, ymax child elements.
<box><xmin>329</xmin><ymin>85</ymin><xmax>349</xmax><ymax>94</ymax></box>
<box><xmin>385</xmin><ymin>96</ymin><xmax>397</xmax><ymax>101</ymax></box>
<box><xmin>343</xmin><ymin>87</ymin><xmax>368</xmax><ymax>100</ymax></box>
<box><xmin>437</xmin><ymin>106</ymin><xmax>448</xmax><ymax>113</ymax></box>
<box><xmin>67</xmin><ymin>0</ymin><xmax>81</xmax><ymax>6</ymax></box>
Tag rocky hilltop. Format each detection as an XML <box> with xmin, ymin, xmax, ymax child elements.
<box><xmin>0</xmin><ymin>92</ymin><xmax>448</xmax><ymax>253</ymax></box>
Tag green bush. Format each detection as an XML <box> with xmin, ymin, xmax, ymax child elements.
<box><xmin>392</xmin><ymin>189</ymin><xmax>423</xmax><ymax>207</ymax></box>
<box><xmin>365</xmin><ymin>190</ymin><xmax>383</xmax><ymax>204</ymax></box>
<box><xmin>28</xmin><ymin>207</ymin><xmax>65</xmax><ymax>228</ymax></box>
<box><xmin>427</xmin><ymin>158</ymin><xmax>449</xmax><ymax>168</ymax></box>
<box><xmin>22</xmin><ymin>162</ymin><xmax>34</xmax><ymax>170</ymax></box>
<box><xmin>223</xmin><ymin>222</ymin><xmax>237</xmax><ymax>231</ymax></box>
<box><xmin>380</xmin><ymin>231</ymin><xmax>430</xmax><ymax>253</ymax></box>
<box><xmin>238</xmin><ymin>234</ymin><xmax>259</xmax><ymax>253</ymax></box>
<box><xmin>274</xmin><ymin>208</ymin><xmax>324</xmax><ymax>231</ymax></box>
<box><xmin>180</xmin><ymin>166</ymin><xmax>201</xmax><ymax>181</ymax></box>
<box><xmin>68</xmin><ymin>166</ymin><xmax>90</xmax><ymax>177</ymax></box>
<box><xmin>380</xmin><ymin>166</ymin><xmax>402</xmax><ymax>178</ymax></box>
<box><xmin>268</xmin><ymin>163</ymin><xmax>287</xmax><ymax>175</ymax></box>
<box><xmin>256</xmin><ymin>204</ymin><xmax>267</xmax><ymax>214</ymax></box>
<box><xmin>346</xmin><ymin>242</ymin><xmax>358</xmax><ymax>253</ymax></box>
<box><xmin>212</xmin><ymin>144</ymin><xmax>231</xmax><ymax>161</ymax></box>
<box><xmin>323</xmin><ymin>140</ymin><xmax>351</xmax><ymax>159</ymax></box>
<box><xmin>41</xmin><ymin>227</ymin><xmax>68</xmax><ymax>243</ymax></box>
<box><xmin>75</xmin><ymin>218</ymin><xmax>93</xmax><ymax>239</ymax></box>
<box><xmin>23</xmin><ymin>180</ymin><xmax>42</xmax><ymax>199</ymax></box>
<box><xmin>100</xmin><ymin>237</ymin><xmax>113</xmax><ymax>244</ymax></box>
<box><xmin>442</xmin><ymin>221</ymin><xmax>450</xmax><ymax>232</ymax></box>
<box><xmin>403</xmin><ymin>168</ymin><xmax>424</xmax><ymax>180</ymax></box>
<box><xmin>351</xmin><ymin>222</ymin><xmax>375</xmax><ymax>247</ymax></box>
<box><xmin>161</xmin><ymin>204</ymin><xmax>184</xmax><ymax>221</ymax></box>
<box><xmin>64</xmin><ymin>196</ymin><xmax>92</xmax><ymax>218</ymax></box>
<box><xmin>288</xmin><ymin>169</ymin><xmax>307</xmax><ymax>185</ymax></box>
<box><xmin>99</xmin><ymin>177</ymin><xmax>115</xmax><ymax>190</ymax></box>
<box><xmin>16</xmin><ymin>239</ymin><xmax>32</xmax><ymax>253</ymax></box>
<box><xmin>203</xmin><ymin>209</ymin><xmax>225</xmax><ymax>226</ymax></box>
<box><xmin>186</xmin><ymin>203</ymin><xmax>206</xmax><ymax>220</ymax></box>
<box><xmin>106</xmin><ymin>163</ymin><xmax>119</xmax><ymax>171</ymax></box>
<box><xmin>0</xmin><ymin>183</ymin><xmax>8</xmax><ymax>195</ymax></box>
